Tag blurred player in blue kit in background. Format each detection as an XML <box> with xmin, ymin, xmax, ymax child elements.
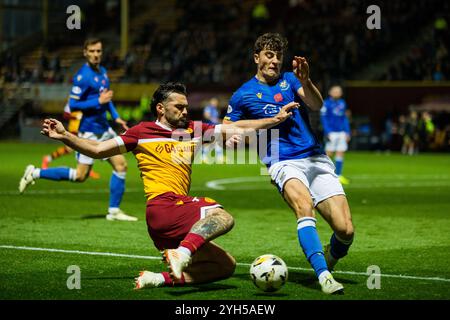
<box><xmin>202</xmin><ymin>97</ymin><xmax>224</xmax><ymax>163</ymax></box>
<box><xmin>320</xmin><ymin>85</ymin><xmax>351</xmax><ymax>185</ymax></box>
<box><xmin>19</xmin><ymin>38</ymin><xmax>137</xmax><ymax>222</ymax></box>
<box><xmin>224</xmin><ymin>33</ymin><xmax>354</xmax><ymax>294</ymax></box>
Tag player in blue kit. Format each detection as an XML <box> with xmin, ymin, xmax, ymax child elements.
<box><xmin>19</xmin><ymin>38</ymin><xmax>137</xmax><ymax>222</ymax></box>
<box><xmin>321</xmin><ymin>85</ymin><xmax>351</xmax><ymax>185</ymax></box>
<box><xmin>202</xmin><ymin>97</ymin><xmax>224</xmax><ymax>163</ymax></box>
<box><xmin>224</xmin><ymin>33</ymin><xmax>354</xmax><ymax>294</ymax></box>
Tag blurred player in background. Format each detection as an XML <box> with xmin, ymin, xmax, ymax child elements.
<box><xmin>41</xmin><ymin>101</ymin><xmax>101</xmax><ymax>179</ymax></box>
<box><xmin>320</xmin><ymin>85</ymin><xmax>351</xmax><ymax>185</ymax></box>
<box><xmin>39</xmin><ymin>82</ymin><xmax>297</xmax><ymax>289</ymax></box>
<box><xmin>224</xmin><ymin>33</ymin><xmax>354</xmax><ymax>294</ymax></box>
<box><xmin>19</xmin><ymin>38</ymin><xmax>136</xmax><ymax>221</ymax></box>
<box><xmin>201</xmin><ymin>97</ymin><xmax>224</xmax><ymax>163</ymax></box>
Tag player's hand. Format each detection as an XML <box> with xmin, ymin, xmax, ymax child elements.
<box><xmin>274</xmin><ymin>102</ymin><xmax>299</xmax><ymax>123</ymax></box>
<box><xmin>40</xmin><ymin>118</ymin><xmax>67</xmax><ymax>140</ymax></box>
<box><xmin>115</xmin><ymin>118</ymin><xmax>129</xmax><ymax>131</ymax></box>
<box><xmin>292</xmin><ymin>56</ymin><xmax>310</xmax><ymax>82</ymax></box>
<box><xmin>225</xmin><ymin>134</ymin><xmax>243</xmax><ymax>148</ymax></box>
<box><xmin>98</xmin><ymin>89</ymin><xmax>113</xmax><ymax>104</ymax></box>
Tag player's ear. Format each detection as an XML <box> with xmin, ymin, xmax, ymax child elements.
<box><xmin>156</xmin><ymin>103</ymin><xmax>165</xmax><ymax>116</ymax></box>
<box><xmin>253</xmin><ymin>53</ymin><xmax>260</xmax><ymax>64</ymax></box>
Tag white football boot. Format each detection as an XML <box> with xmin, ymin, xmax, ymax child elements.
<box><xmin>106</xmin><ymin>208</ymin><xmax>138</xmax><ymax>221</ymax></box>
<box><xmin>319</xmin><ymin>271</ymin><xmax>344</xmax><ymax>295</ymax></box>
<box><xmin>134</xmin><ymin>271</ymin><xmax>165</xmax><ymax>290</ymax></box>
<box><xmin>163</xmin><ymin>249</ymin><xmax>191</xmax><ymax>280</ymax></box>
<box><xmin>19</xmin><ymin>165</ymin><xmax>36</xmax><ymax>194</ymax></box>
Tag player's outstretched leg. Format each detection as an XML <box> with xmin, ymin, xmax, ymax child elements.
<box><xmin>163</xmin><ymin>207</ymin><xmax>234</xmax><ymax>281</ymax></box>
<box><xmin>19</xmin><ymin>164</ymin><xmax>78</xmax><ymax>193</ymax></box>
<box><xmin>41</xmin><ymin>146</ymin><xmax>101</xmax><ymax>179</ymax></box>
<box><xmin>136</xmin><ymin>242</ymin><xmax>235</xmax><ymax>289</ymax></box>
<box><xmin>317</xmin><ymin>195</ymin><xmax>354</xmax><ymax>271</ymax></box>
<box><xmin>283</xmin><ymin>179</ymin><xmax>344</xmax><ymax>294</ymax></box>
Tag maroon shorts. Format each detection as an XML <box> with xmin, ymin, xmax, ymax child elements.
<box><xmin>146</xmin><ymin>192</ymin><xmax>222</xmax><ymax>250</ymax></box>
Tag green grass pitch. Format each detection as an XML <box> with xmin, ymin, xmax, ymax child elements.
<box><xmin>1</xmin><ymin>142</ymin><xmax>450</xmax><ymax>300</ymax></box>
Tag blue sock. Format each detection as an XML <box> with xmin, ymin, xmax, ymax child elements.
<box><xmin>297</xmin><ymin>217</ymin><xmax>328</xmax><ymax>278</ymax></box>
<box><xmin>335</xmin><ymin>156</ymin><xmax>344</xmax><ymax>176</ymax></box>
<box><xmin>330</xmin><ymin>232</ymin><xmax>353</xmax><ymax>259</ymax></box>
<box><xmin>37</xmin><ymin>167</ymin><xmax>76</xmax><ymax>181</ymax></box>
<box><xmin>109</xmin><ymin>171</ymin><xmax>126</xmax><ymax>209</ymax></box>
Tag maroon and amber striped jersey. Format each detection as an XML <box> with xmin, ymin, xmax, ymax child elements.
<box><xmin>115</xmin><ymin>120</ymin><xmax>219</xmax><ymax>200</ymax></box>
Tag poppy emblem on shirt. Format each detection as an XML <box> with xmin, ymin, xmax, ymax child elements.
<box><xmin>274</xmin><ymin>93</ymin><xmax>283</xmax><ymax>102</ymax></box>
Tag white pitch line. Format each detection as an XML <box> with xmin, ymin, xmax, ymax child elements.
<box><xmin>0</xmin><ymin>187</ymin><xmax>204</xmax><ymax>196</ymax></box>
<box><xmin>1</xmin><ymin>244</ymin><xmax>449</xmax><ymax>283</ymax></box>
<box><xmin>205</xmin><ymin>176</ymin><xmax>450</xmax><ymax>190</ymax></box>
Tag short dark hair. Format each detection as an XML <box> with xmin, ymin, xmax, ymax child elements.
<box><xmin>150</xmin><ymin>82</ymin><xmax>187</xmax><ymax>116</ymax></box>
<box><xmin>254</xmin><ymin>33</ymin><xmax>288</xmax><ymax>54</ymax></box>
<box><xmin>84</xmin><ymin>38</ymin><xmax>102</xmax><ymax>50</ymax></box>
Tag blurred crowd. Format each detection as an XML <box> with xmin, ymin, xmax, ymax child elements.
<box><xmin>1</xmin><ymin>51</ymin><xmax>65</xmax><ymax>85</ymax></box>
<box><xmin>123</xmin><ymin>0</ymin><xmax>450</xmax><ymax>90</ymax></box>
<box><xmin>380</xmin><ymin>15</ymin><xmax>449</xmax><ymax>81</ymax></box>
<box><xmin>1</xmin><ymin>0</ymin><xmax>449</xmax><ymax>88</ymax></box>
<box><xmin>382</xmin><ymin>110</ymin><xmax>450</xmax><ymax>153</ymax></box>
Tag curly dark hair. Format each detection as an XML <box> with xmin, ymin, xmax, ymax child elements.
<box><xmin>254</xmin><ymin>33</ymin><xmax>288</xmax><ymax>54</ymax></box>
<box><xmin>150</xmin><ymin>82</ymin><xmax>187</xmax><ymax>116</ymax></box>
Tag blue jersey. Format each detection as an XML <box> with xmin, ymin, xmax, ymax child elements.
<box><xmin>69</xmin><ymin>63</ymin><xmax>119</xmax><ymax>134</ymax></box>
<box><xmin>225</xmin><ymin>72</ymin><xmax>324</xmax><ymax>166</ymax></box>
<box><xmin>203</xmin><ymin>104</ymin><xmax>220</xmax><ymax>125</ymax></box>
<box><xmin>320</xmin><ymin>97</ymin><xmax>350</xmax><ymax>135</ymax></box>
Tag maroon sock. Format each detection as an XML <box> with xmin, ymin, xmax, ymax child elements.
<box><xmin>180</xmin><ymin>233</ymin><xmax>206</xmax><ymax>255</ymax></box>
<box><xmin>162</xmin><ymin>272</ymin><xmax>186</xmax><ymax>286</ymax></box>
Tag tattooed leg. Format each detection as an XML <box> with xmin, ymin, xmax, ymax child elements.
<box><xmin>190</xmin><ymin>208</ymin><xmax>235</xmax><ymax>241</ymax></box>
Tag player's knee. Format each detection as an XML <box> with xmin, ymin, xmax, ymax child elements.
<box><xmin>208</xmin><ymin>208</ymin><xmax>235</xmax><ymax>231</ymax></box>
<box><xmin>221</xmin><ymin>255</ymin><xmax>236</xmax><ymax>278</ymax></box>
<box><xmin>292</xmin><ymin>200</ymin><xmax>315</xmax><ymax>218</ymax></box>
<box><xmin>336</xmin><ymin>221</ymin><xmax>354</xmax><ymax>240</ymax></box>
<box><xmin>114</xmin><ymin>162</ymin><xmax>127</xmax><ymax>173</ymax></box>
<box><xmin>75</xmin><ymin>170</ymin><xmax>89</xmax><ymax>182</ymax></box>
<box><xmin>219</xmin><ymin>210</ymin><xmax>235</xmax><ymax>230</ymax></box>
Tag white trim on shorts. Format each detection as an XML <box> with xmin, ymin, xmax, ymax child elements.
<box><xmin>200</xmin><ymin>204</ymin><xmax>223</xmax><ymax>219</ymax></box>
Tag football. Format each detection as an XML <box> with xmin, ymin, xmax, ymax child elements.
<box><xmin>249</xmin><ymin>254</ymin><xmax>288</xmax><ymax>292</ymax></box>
